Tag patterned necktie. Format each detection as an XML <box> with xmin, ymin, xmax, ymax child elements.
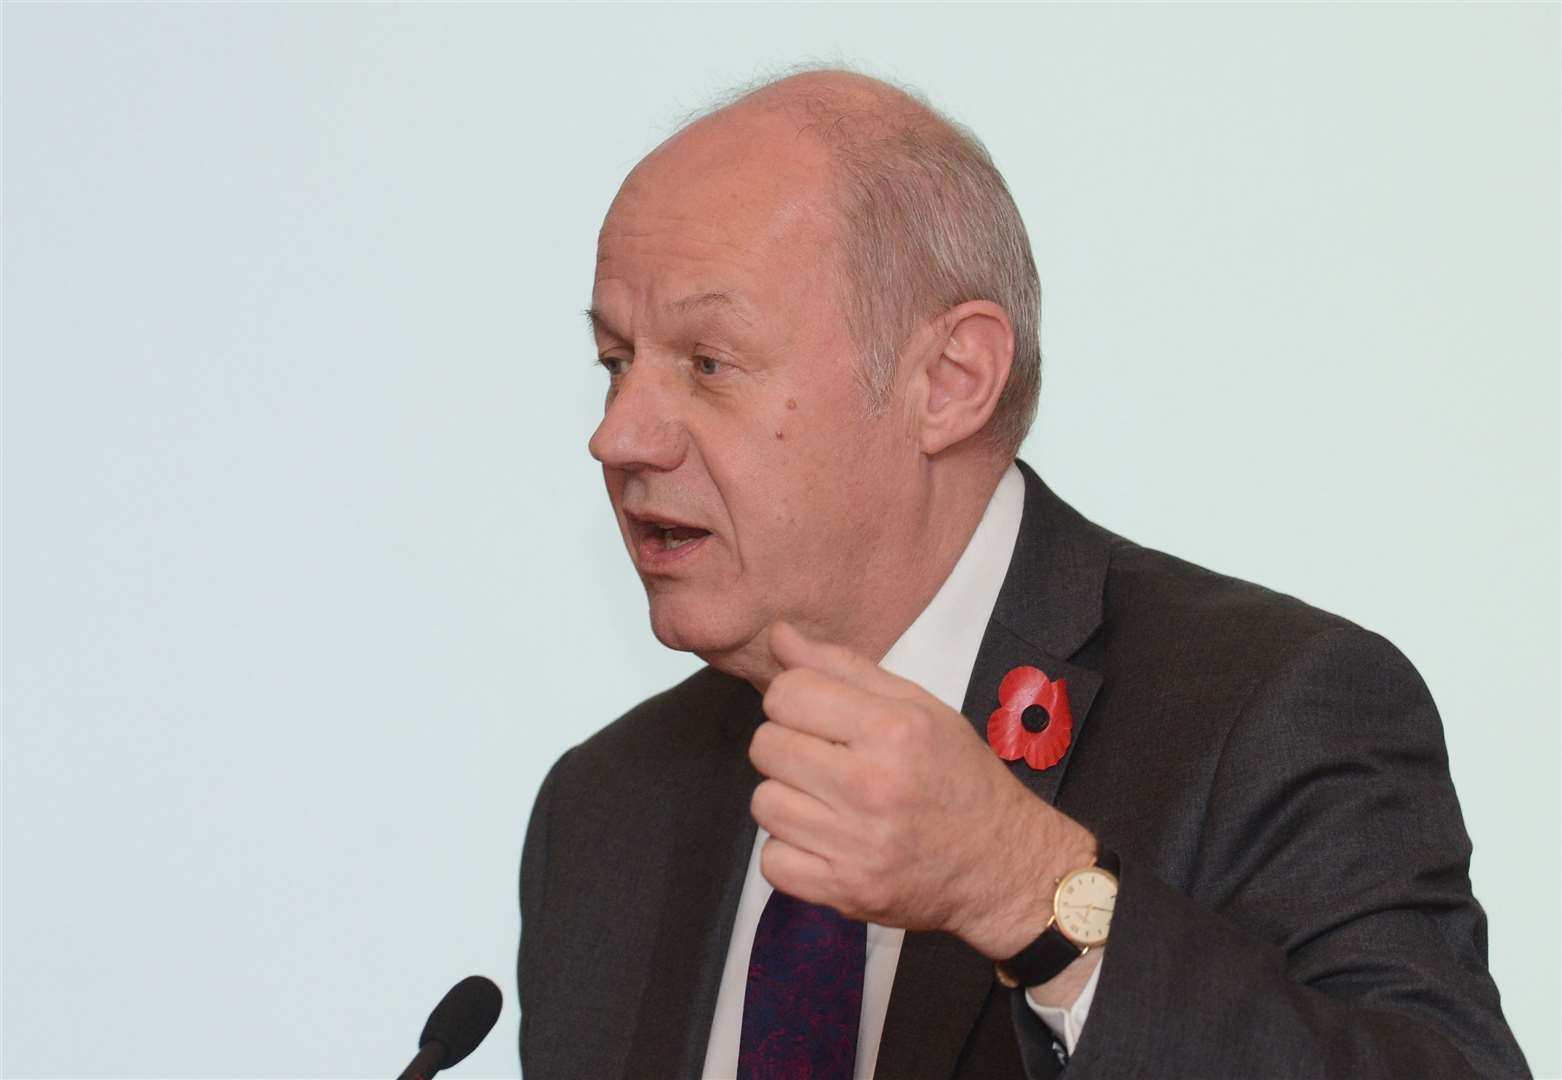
<box><xmin>737</xmin><ymin>888</ymin><xmax>867</xmax><ymax>1080</ymax></box>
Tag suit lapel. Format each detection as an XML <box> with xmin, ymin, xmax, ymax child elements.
<box><xmin>962</xmin><ymin>622</ymin><xmax>1103</xmax><ymax>806</ymax></box>
<box><xmin>875</xmin><ymin>460</ymin><xmax>1122</xmax><ymax>1079</ymax></box>
<box><xmin>624</xmin><ymin>679</ymin><xmax>763</xmax><ymax>1079</ymax></box>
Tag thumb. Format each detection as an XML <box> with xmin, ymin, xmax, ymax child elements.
<box><xmin>768</xmin><ymin>621</ymin><xmax>908</xmax><ymax>696</ymax></box>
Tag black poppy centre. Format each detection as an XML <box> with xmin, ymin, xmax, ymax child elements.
<box><xmin>1020</xmin><ymin>703</ymin><xmax>1051</xmax><ymax>733</ymax></box>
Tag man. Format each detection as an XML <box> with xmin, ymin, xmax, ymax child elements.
<box><xmin>519</xmin><ymin>69</ymin><xmax>1528</xmax><ymax>1079</ymax></box>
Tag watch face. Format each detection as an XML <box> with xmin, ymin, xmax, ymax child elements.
<box><xmin>1055</xmin><ymin>867</ymin><xmax>1117</xmax><ymax>947</ymax></box>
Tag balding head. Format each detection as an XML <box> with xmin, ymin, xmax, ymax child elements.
<box><xmin>645</xmin><ymin>67</ymin><xmax>1043</xmax><ymax>456</ymax></box>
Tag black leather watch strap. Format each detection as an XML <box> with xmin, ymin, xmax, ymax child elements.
<box><xmin>995</xmin><ymin>848</ymin><xmax>1120</xmax><ymax>989</ymax></box>
<box><xmin>995</xmin><ymin>921</ymin><xmax>1080</xmax><ymax>988</ymax></box>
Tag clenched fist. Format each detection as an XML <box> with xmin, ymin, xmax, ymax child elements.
<box><xmin>749</xmin><ymin>621</ymin><xmax>1099</xmax><ymax>965</ymax></box>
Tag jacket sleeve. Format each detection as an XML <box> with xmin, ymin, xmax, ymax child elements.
<box><xmin>1013</xmin><ymin>626</ymin><xmax>1529</xmax><ymax>1078</ymax></box>
<box><xmin>518</xmin><ymin>747</ymin><xmax>573</xmax><ymax>1071</ymax></box>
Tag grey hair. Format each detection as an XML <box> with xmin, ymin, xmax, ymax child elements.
<box><xmin>680</xmin><ymin>65</ymin><xmax>1042</xmax><ymax>456</ymax></box>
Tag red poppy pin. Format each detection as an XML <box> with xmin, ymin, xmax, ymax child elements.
<box><xmin>987</xmin><ymin>666</ymin><xmax>1073</xmax><ymax>771</ymax></box>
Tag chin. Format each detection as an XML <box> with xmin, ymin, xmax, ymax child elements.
<box><xmin>646</xmin><ymin>595</ymin><xmax>767</xmax><ymax>675</ymax></box>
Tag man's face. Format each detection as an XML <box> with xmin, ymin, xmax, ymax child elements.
<box><xmin>587</xmin><ymin>113</ymin><xmax>917</xmax><ymax>674</ymax></box>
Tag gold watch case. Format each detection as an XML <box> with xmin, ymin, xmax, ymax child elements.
<box><xmin>1053</xmin><ymin>864</ymin><xmax>1118</xmax><ymax>948</ymax></box>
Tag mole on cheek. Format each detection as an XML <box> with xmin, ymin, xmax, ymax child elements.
<box><xmin>775</xmin><ymin>429</ymin><xmax>785</xmax><ymax>441</ymax></box>
<box><xmin>786</xmin><ymin>398</ymin><xmax>798</xmax><ymax>410</ymax></box>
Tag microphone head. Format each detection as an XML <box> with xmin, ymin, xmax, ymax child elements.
<box><xmin>419</xmin><ymin>975</ymin><xmax>502</xmax><ymax>1068</ymax></box>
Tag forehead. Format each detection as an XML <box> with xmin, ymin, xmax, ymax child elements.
<box><xmin>592</xmin><ymin>113</ymin><xmax>841</xmax><ymax>327</ymax></box>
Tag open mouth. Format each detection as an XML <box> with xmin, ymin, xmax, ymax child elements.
<box><xmin>654</xmin><ymin>523</ymin><xmax>708</xmax><ymax>551</ymax></box>
<box><xmin>629</xmin><ymin>514</ymin><xmax>713</xmax><ymax>560</ymax></box>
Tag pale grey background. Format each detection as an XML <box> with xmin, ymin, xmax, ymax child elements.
<box><xmin>4</xmin><ymin>3</ymin><xmax>1557</xmax><ymax>1077</ymax></box>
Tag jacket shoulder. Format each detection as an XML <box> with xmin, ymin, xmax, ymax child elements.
<box><xmin>550</xmin><ymin>664</ymin><xmax>759</xmax><ymax>787</ymax></box>
<box><xmin>1103</xmin><ymin>542</ymin><xmax>1363</xmax><ymax>661</ymax></box>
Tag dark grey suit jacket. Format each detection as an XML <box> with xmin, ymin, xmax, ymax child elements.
<box><xmin>520</xmin><ymin>461</ymin><xmax>1528</xmax><ymax>1079</ymax></box>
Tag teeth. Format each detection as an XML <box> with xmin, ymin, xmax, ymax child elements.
<box><xmin>662</xmin><ymin>529</ymin><xmax>697</xmax><ymax>551</ymax></box>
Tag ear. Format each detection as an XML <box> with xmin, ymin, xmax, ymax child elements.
<box><xmin>910</xmin><ymin>300</ymin><xmax>1014</xmax><ymax>456</ymax></box>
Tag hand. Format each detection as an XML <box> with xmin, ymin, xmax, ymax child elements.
<box><xmin>749</xmin><ymin>621</ymin><xmax>1098</xmax><ymax>961</ymax></box>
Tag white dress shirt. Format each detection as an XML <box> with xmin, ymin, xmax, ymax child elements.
<box><xmin>700</xmin><ymin>464</ymin><xmax>1099</xmax><ymax>1079</ymax></box>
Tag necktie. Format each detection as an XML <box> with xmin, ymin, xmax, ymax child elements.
<box><xmin>737</xmin><ymin>888</ymin><xmax>867</xmax><ymax>1080</ymax></box>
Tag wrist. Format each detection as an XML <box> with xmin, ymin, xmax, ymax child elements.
<box><xmin>994</xmin><ymin>845</ymin><xmax>1118</xmax><ymax>989</ymax></box>
<box><xmin>959</xmin><ymin>799</ymin><xmax>1098</xmax><ymax>960</ymax></box>
<box><xmin>993</xmin><ymin>837</ymin><xmax>1118</xmax><ymax>994</ymax></box>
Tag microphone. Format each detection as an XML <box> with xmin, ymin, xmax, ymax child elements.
<box><xmin>396</xmin><ymin>975</ymin><xmax>502</xmax><ymax>1080</ymax></box>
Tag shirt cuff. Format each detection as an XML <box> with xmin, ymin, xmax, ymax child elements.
<box><xmin>1022</xmin><ymin>954</ymin><xmax>1102</xmax><ymax>1056</ymax></box>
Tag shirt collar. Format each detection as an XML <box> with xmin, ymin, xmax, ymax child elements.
<box><xmin>878</xmin><ymin>463</ymin><xmax>1025</xmax><ymax>712</ymax></box>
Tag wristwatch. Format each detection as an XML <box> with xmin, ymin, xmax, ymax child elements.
<box><xmin>994</xmin><ymin>848</ymin><xmax>1120</xmax><ymax>989</ymax></box>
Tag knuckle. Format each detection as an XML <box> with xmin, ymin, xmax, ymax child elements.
<box><xmin>765</xmin><ymin>669</ymin><xmax>813</xmax><ymax>719</ymax></box>
<box><xmin>882</xmin><ymin>714</ymin><xmax>916</xmax><ymax>753</ymax></box>
<box><xmin>750</xmin><ymin>779</ymin><xmax>781</xmax><ymax>824</ymax></box>
<box><xmin>904</xmin><ymin>703</ymin><xmax>937</xmax><ymax>739</ymax></box>
<box><xmin>758</xmin><ymin>837</ymin><xmax>785</xmax><ymax>885</ymax></box>
<box><xmin>750</xmin><ymin>719</ymin><xmax>775</xmax><ymax>754</ymax></box>
<box><xmin>762</xmin><ymin>674</ymin><xmax>791</xmax><ymax>718</ymax></box>
<box><xmin>747</xmin><ymin>726</ymin><xmax>771</xmax><ymax>770</ymax></box>
<box><xmin>881</xmin><ymin>704</ymin><xmax>930</xmax><ymax>752</ymax></box>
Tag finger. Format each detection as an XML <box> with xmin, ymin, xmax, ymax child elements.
<box><xmin>750</xmin><ymin>777</ymin><xmax>843</xmax><ymax>856</ymax></box>
<box><xmin>749</xmin><ymin>720</ymin><xmax>851</xmax><ymax>805</ymax></box>
<box><xmin>769</xmin><ymin>621</ymin><xmax>917</xmax><ymax>698</ymax></box>
<box><xmin>763</xmin><ymin>667</ymin><xmax>876</xmax><ymax>743</ymax></box>
<box><xmin>758</xmin><ymin>834</ymin><xmax>836</xmax><ymax>909</ymax></box>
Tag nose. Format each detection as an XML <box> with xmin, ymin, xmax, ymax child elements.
<box><xmin>588</xmin><ymin>363</ymin><xmax>689</xmax><ymax>473</ymax></box>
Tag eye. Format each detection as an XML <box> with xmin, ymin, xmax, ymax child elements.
<box><xmin>598</xmin><ymin>355</ymin><xmax>628</xmax><ymax>377</ymax></box>
<box><xmin>693</xmin><ymin>355</ymin><xmax>723</xmax><ymax>376</ymax></box>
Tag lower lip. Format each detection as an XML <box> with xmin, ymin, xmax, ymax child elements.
<box><xmin>636</xmin><ymin>531</ymin><xmax>711</xmax><ymax>571</ymax></box>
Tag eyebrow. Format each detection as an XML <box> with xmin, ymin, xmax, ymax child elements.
<box><xmin>583</xmin><ymin>290</ymin><xmax>754</xmax><ymax>341</ymax></box>
<box><xmin>583</xmin><ymin>307</ymin><xmax>614</xmax><ymax>339</ymax></box>
<box><xmin>668</xmin><ymin>291</ymin><xmax>751</xmax><ymax>322</ymax></box>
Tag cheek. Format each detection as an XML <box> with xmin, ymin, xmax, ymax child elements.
<box><xmin>706</xmin><ymin>388</ymin><xmax>887</xmax><ymax>571</ymax></box>
<box><xmin>773</xmin><ymin>396</ymin><xmax>800</xmax><ymax>441</ymax></box>
<box><xmin>712</xmin><ymin>447</ymin><xmax>815</xmax><ymax>570</ymax></box>
<box><xmin>748</xmin><ymin>448</ymin><xmax>871</xmax><ymax>565</ymax></box>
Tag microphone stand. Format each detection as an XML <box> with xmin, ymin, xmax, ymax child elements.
<box><xmin>396</xmin><ymin>1039</ymin><xmax>447</xmax><ymax>1080</ymax></box>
